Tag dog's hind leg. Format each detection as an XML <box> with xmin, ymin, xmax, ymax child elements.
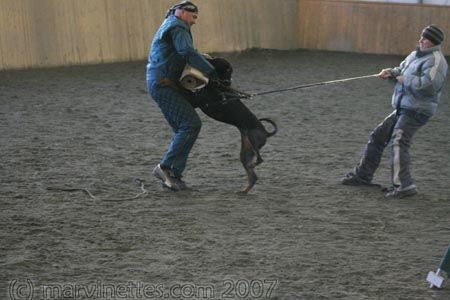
<box><xmin>256</xmin><ymin>152</ymin><xmax>263</xmax><ymax>166</ymax></box>
<box><xmin>246</xmin><ymin>129</ymin><xmax>266</xmax><ymax>168</ymax></box>
<box><xmin>239</xmin><ymin>131</ymin><xmax>259</xmax><ymax>193</ymax></box>
<box><xmin>241</xmin><ymin>167</ymin><xmax>257</xmax><ymax>194</ymax></box>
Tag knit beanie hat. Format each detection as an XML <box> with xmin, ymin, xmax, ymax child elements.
<box><xmin>421</xmin><ymin>25</ymin><xmax>444</xmax><ymax>45</ymax></box>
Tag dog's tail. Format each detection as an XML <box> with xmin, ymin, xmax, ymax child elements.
<box><xmin>259</xmin><ymin>118</ymin><xmax>277</xmax><ymax>137</ymax></box>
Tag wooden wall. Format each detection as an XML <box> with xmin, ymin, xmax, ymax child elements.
<box><xmin>298</xmin><ymin>0</ymin><xmax>450</xmax><ymax>55</ymax></box>
<box><xmin>194</xmin><ymin>0</ymin><xmax>299</xmax><ymax>53</ymax></box>
<box><xmin>0</xmin><ymin>0</ymin><xmax>151</xmax><ymax>69</ymax></box>
<box><xmin>0</xmin><ymin>0</ymin><xmax>449</xmax><ymax>70</ymax></box>
<box><xmin>0</xmin><ymin>0</ymin><xmax>299</xmax><ymax>70</ymax></box>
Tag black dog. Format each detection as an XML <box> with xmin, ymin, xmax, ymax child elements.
<box><xmin>191</xmin><ymin>57</ymin><xmax>277</xmax><ymax>193</ymax></box>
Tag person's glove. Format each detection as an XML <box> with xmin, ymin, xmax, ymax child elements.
<box><xmin>202</xmin><ymin>53</ymin><xmax>213</xmax><ymax>60</ymax></box>
<box><xmin>378</xmin><ymin>68</ymin><xmax>392</xmax><ymax>79</ymax></box>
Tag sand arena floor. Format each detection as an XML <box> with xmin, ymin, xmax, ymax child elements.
<box><xmin>1</xmin><ymin>49</ymin><xmax>450</xmax><ymax>300</ymax></box>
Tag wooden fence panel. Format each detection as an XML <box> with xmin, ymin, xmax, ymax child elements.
<box><xmin>1</xmin><ymin>0</ymin><xmax>449</xmax><ymax>70</ymax></box>
<box><xmin>0</xmin><ymin>0</ymin><xmax>299</xmax><ymax>70</ymax></box>
<box><xmin>298</xmin><ymin>0</ymin><xmax>450</xmax><ymax>55</ymax></box>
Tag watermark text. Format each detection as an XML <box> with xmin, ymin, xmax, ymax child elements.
<box><xmin>8</xmin><ymin>279</ymin><xmax>278</xmax><ymax>299</ymax></box>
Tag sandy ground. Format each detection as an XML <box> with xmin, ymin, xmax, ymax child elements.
<box><xmin>1</xmin><ymin>49</ymin><xmax>450</xmax><ymax>300</ymax></box>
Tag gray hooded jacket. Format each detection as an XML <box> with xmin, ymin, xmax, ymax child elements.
<box><xmin>389</xmin><ymin>45</ymin><xmax>448</xmax><ymax>117</ymax></box>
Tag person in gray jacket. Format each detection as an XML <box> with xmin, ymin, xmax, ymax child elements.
<box><xmin>342</xmin><ymin>25</ymin><xmax>448</xmax><ymax>198</ymax></box>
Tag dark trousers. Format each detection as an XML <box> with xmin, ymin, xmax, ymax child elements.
<box><xmin>149</xmin><ymin>82</ymin><xmax>201</xmax><ymax>178</ymax></box>
<box><xmin>355</xmin><ymin>110</ymin><xmax>427</xmax><ymax>188</ymax></box>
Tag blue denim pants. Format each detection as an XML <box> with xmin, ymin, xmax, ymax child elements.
<box><xmin>149</xmin><ymin>82</ymin><xmax>201</xmax><ymax>178</ymax></box>
<box><xmin>355</xmin><ymin>110</ymin><xmax>427</xmax><ymax>188</ymax></box>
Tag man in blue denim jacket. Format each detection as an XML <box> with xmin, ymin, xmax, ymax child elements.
<box><xmin>147</xmin><ymin>1</ymin><xmax>215</xmax><ymax>191</ymax></box>
<box><xmin>342</xmin><ymin>25</ymin><xmax>448</xmax><ymax>198</ymax></box>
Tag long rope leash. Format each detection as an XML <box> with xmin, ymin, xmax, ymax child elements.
<box><xmin>46</xmin><ymin>178</ymin><xmax>148</xmax><ymax>202</ymax></box>
<box><xmin>46</xmin><ymin>74</ymin><xmax>379</xmax><ymax>199</ymax></box>
<box><xmin>228</xmin><ymin>73</ymin><xmax>379</xmax><ymax>99</ymax></box>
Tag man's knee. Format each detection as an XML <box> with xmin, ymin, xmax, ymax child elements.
<box><xmin>182</xmin><ymin>117</ymin><xmax>201</xmax><ymax>135</ymax></box>
<box><xmin>369</xmin><ymin>127</ymin><xmax>388</xmax><ymax>146</ymax></box>
<box><xmin>192</xmin><ymin>118</ymin><xmax>202</xmax><ymax>134</ymax></box>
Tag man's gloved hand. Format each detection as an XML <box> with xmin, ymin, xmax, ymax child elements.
<box><xmin>202</xmin><ymin>53</ymin><xmax>213</xmax><ymax>60</ymax></box>
<box><xmin>378</xmin><ymin>68</ymin><xmax>392</xmax><ymax>79</ymax></box>
<box><xmin>378</xmin><ymin>68</ymin><xmax>399</xmax><ymax>83</ymax></box>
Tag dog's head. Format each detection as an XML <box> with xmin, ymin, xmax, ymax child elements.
<box><xmin>208</xmin><ymin>57</ymin><xmax>233</xmax><ymax>86</ymax></box>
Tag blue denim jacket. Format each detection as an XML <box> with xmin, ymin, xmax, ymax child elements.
<box><xmin>146</xmin><ymin>15</ymin><xmax>214</xmax><ymax>86</ymax></box>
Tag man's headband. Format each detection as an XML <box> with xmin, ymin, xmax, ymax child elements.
<box><xmin>166</xmin><ymin>1</ymin><xmax>198</xmax><ymax>18</ymax></box>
